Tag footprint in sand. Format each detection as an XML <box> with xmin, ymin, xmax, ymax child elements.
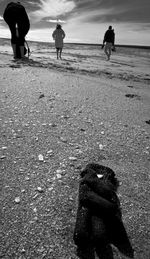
<box><xmin>145</xmin><ymin>120</ymin><xmax>150</xmax><ymax>125</ymax></box>
<box><xmin>125</xmin><ymin>94</ymin><xmax>141</xmax><ymax>100</ymax></box>
<box><xmin>39</xmin><ymin>93</ymin><xmax>45</xmax><ymax>99</ymax></box>
<box><xmin>127</xmin><ymin>85</ymin><xmax>134</xmax><ymax>88</ymax></box>
<box><xmin>9</xmin><ymin>64</ymin><xmax>21</xmax><ymax>68</ymax></box>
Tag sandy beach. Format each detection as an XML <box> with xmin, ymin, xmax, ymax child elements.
<box><xmin>0</xmin><ymin>38</ymin><xmax>150</xmax><ymax>259</ymax></box>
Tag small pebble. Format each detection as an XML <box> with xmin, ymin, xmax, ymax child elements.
<box><xmin>99</xmin><ymin>144</ymin><xmax>104</xmax><ymax>150</ymax></box>
<box><xmin>69</xmin><ymin>157</ymin><xmax>77</xmax><ymax>161</ymax></box>
<box><xmin>15</xmin><ymin>197</ymin><xmax>20</xmax><ymax>203</ymax></box>
<box><xmin>56</xmin><ymin>169</ymin><xmax>62</xmax><ymax>174</ymax></box>
<box><xmin>37</xmin><ymin>187</ymin><xmax>44</xmax><ymax>193</ymax></box>
<box><xmin>33</xmin><ymin>207</ymin><xmax>37</xmax><ymax>213</ymax></box>
<box><xmin>1</xmin><ymin>146</ymin><xmax>7</xmax><ymax>150</ymax></box>
<box><xmin>38</xmin><ymin>154</ymin><xmax>44</xmax><ymax>161</ymax></box>
<box><xmin>60</xmin><ymin>137</ymin><xmax>67</xmax><ymax>143</ymax></box>
<box><xmin>56</xmin><ymin>174</ymin><xmax>62</xmax><ymax>179</ymax></box>
<box><xmin>47</xmin><ymin>150</ymin><xmax>53</xmax><ymax>154</ymax></box>
<box><xmin>21</xmin><ymin>248</ymin><xmax>26</xmax><ymax>253</ymax></box>
<box><xmin>48</xmin><ymin>187</ymin><xmax>53</xmax><ymax>191</ymax></box>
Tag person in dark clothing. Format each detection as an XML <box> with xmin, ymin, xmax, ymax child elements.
<box><xmin>3</xmin><ymin>1</ymin><xmax>30</xmax><ymax>59</ymax></box>
<box><xmin>102</xmin><ymin>25</ymin><xmax>115</xmax><ymax>60</ymax></box>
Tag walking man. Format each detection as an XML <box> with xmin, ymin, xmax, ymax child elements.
<box><xmin>102</xmin><ymin>26</ymin><xmax>115</xmax><ymax>61</ymax></box>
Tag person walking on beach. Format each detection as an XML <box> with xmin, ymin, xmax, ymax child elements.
<box><xmin>52</xmin><ymin>24</ymin><xmax>65</xmax><ymax>59</ymax></box>
<box><xmin>102</xmin><ymin>26</ymin><xmax>115</xmax><ymax>61</ymax></box>
<box><xmin>3</xmin><ymin>1</ymin><xmax>30</xmax><ymax>59</ymax></box>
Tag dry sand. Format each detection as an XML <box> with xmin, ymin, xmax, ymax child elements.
<box><xmin>0</xmin><ymin>38</ymin><xmax>150</xmax><ymax>258</ymax></box>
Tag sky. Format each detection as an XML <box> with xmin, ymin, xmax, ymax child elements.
<box><xmin>0</xmin><ymin>0</ymin><xmax>150</xmax><ymax>45</ymax></box>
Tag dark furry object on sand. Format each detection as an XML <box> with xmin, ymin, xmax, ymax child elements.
<box><xmin>73</xmin><ymin>163</ymin><xmax>134</xmax><ymax>259</ymax></box>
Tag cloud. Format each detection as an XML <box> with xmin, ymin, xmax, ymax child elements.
<box><xmin>0</xmin><ymin>0</ymin><xmax>150</xmax><ymax>45</ymax></box>
<box><xmin>31</xmin><ymin>0</ymin><xmax>76</xmax><ymax>22</ymax></box>
<box><xmin>72</xmin><ymin>0</ymin><xmax>150</xmax><ymax>24</ymax></box>
<box><xmin>46</xmin><ymin>19</ymin><xmax>66</xmax><ymax>23</ymax></box>
<box><xmin>72</xmin><ymin>8</ymin><xmax>115</xmax><ymax>23</ymax></box>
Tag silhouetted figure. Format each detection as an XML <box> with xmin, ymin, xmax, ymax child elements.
<box><xmin>102</xmin><ymin>26</ymin><xmax>115</xmax><ymax>60</ymax></box>
<box><xmin>73</xmin><ymin>163</ymin><xmax>134</xmax><ymax>259</ymax></box>
<box><xmin>52</xmin><ymin>24</ymin><xmax>65</xmax><ymax>59</ymax></box>
<box><xmin>3</xmin><ymin>1</ymin><xmax>30</xmax><ymax>59</ymax></box>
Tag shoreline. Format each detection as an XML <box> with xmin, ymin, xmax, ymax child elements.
<box><xmin>0</xmin><ymin>38</ymin><xmax>150</xmax><ymax>84</ymax></box>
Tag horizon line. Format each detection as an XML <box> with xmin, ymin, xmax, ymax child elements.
<box><xmin>0</xmin><ymin>37</ymin><xmax>150</xmax><ymax>49</ymax></box>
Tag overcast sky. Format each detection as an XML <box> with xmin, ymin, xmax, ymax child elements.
<box><xmin>0</xmin><ymin>0</ymin><xmax>150</xmax><ymax>45</ymax></box>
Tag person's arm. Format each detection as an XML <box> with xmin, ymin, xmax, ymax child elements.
<box><xmin>112</xmin><ymin>31</ymin><xmax>115</xmax><ymax>46</ymax></box>
<box><xmin>103</xmin><ymin>31</ymin><xmax>106</xmax><ymax>44</ymax></box>
<box><xmin>101</xmin><ymin>32</ymin><xmax>106</xmax><ymax>48</ymax></box>
<box><xmin>62</xmin><ymin>30</ymin><xmax>65</xmax><ymax>39</ymax></box>
<box><xmin>52</xmin><ymin>31</ymin><xmax>55</xmax><ymax>40</ymax></box>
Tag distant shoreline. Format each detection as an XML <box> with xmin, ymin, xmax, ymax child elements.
<box><xmin>66</xmin><ymin>42</ymin><xmax>150</xmax><ymax>50</ymax></box>
<box><xmin>0</xmin><ymin>37</ymin><xmax>150</xmax><ymax>50</ymax></box>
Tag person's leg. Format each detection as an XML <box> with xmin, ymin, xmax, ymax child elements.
<box><xmin>18</xmin><ymin>34</ymin><xmax>26</xmax><ymax>59</ymax></box>
<box><xmin>59</xmin><ymin>48</ymin><xmax>62</xmax><ymax>59</ymax></box>
<box><xmin>56</xmin><ymin>48</ymin><xmax>59</xmax><ymax>59</ymax></box>
<box><xmin>104</xmin><ymin>43</ymin><xmax>109</xmax><ymax>60</ymax></box>
<box><xmin>19</xmin><ymin>46</ymin><xmax>25</xmax><ymax>58</ymax></box>
<box><xmin>107</xmin><ymin>43</ymin><xmax>112</xmax><ymax>60</ymax></box>
<box><xmin>11</xmin><ymin>43</ymin><xmax>17</xmax><ymax>59</ymax></box>
<box><xmin>10</xmin><ymin>25</ymin><xmax>17</xmax><ymax>58</ymax></box>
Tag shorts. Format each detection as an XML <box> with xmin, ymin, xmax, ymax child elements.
<box><xmin>56</xmin><ymin>47</ymin><xmax>62</xmax><ymax>51</ymax></box>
